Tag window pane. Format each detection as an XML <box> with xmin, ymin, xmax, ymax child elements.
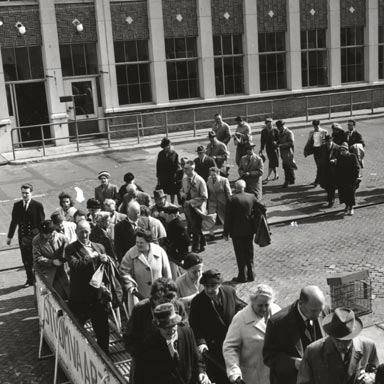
<box><xmin>116</xmin><ymin>65</ymin><xmax>128</xmax><ymax>85</ymax></box>
<box><xmin>59</xmin><ymin>45</ymin><xmax>72</xmax><ymax>77</ymax></box>
<box><xmin>85</xmin><ymin>43</ymin><xmax>98</xmax><ymax>74</ymax></box>
<box><xmin>186</xmin><ymin>38</ymin><xmax>197</xmax><ymax>57</ymax></box>
<box><xmin>165</xmin><ymin>39</ymin><xmax>174</xmax><ymax>59</ymax></box>
<box><xmin>175</xmin><ymin>38</ymin><xmax>186</xmax><ymax>58</ymax></box>
<box><xmin>118</xmin><ymin>85</ymin><xmax>129</xmax><ymax>105</ymax></box>
<box><xmin>188</xmin><ymin>60</ymin><xmax>198</xmax><ymax>79</ymax></box>
<box><xmin>125</xmin><ymin>41</ymin><xmax>137</xmax><ymax>62</ymax></box>
<box><xmin>222</xmin><ymin>35</ymin><xmax>232</xmax><ymax>55</ymax></box>
<box><xmin>355</xmin><ymin>27</ymin><xmax>364</xmax><ymax>45</ymax></box>
<box><xmin>276</xmin><ymin>32</ymin><xmax>285</xmax><ymax>51</ymax></box>
<box><xmin>213</xmin><ymin>36</ymin><xmax>221</xmax><ymax>55</ymax></box>
<box><xmin>167</xmin><ymin>62</ymin><xmax>177</xmax><ymax>81</ymax></box>
<box><xmin>168</xmin><ymin>81</ymin><xmax>178</xmax><ymax>100</ymax></box>
<box><xmin>2</xmin><ymin>48</ymin><xmax>17</xmax><ymax>81</ymax></box>
<box><xmin>72</xmin><ymin>44</ymin><xmax>86</xmax><ymax>76</ymax></box>
<box><xmin>114</xmin><ymin>42</ymin><xmax>125</xmax><ymax>63</ymax></box>
<box><xmin>176</xmin><ymin>61</ymin><xmax>188</xmax><ymax>80</ymax></box>
<box><xmin>141</xmin><ymin>83</ymin><xmax>151</xmax><ymax>102</ymax></box>
<box><xmin>308</xmin><ymin>30</ymin><xmax>316</xmax><ymax>49</ymax></box>
<box><xmin>233</xmin><ymin>35</ymin><xmax>242</xmax><ymax>54</ymax></box>
<box><xmin>128</xmin><ymin>84</ymin><xmax>141</xmax><ymax>103</ymax></box>
<box><xmin>189</xmin><ymin>79</ymin><xmax>198</xmax><ymax>98</ymax></box>
<box><xmin>15</xmin><ymin>47</ymin><xmax>30</xmax><ymax>80</ymax></box>
<box><xmin>301</xmin><ymin>31</ymin><xmax>307</xmax><ymax>50</ymax></box>
<box><xmin>29</xmin><ymin>47</ymin><xmax>44</xmax><ymax>79</ymax></box>
<box><xmin>317</xmin><ymin>30</ymin><xmax>326</xmax><ymax>48</ymax></box>
<box><xmin>258</xmin><ymin>33</ymin><xmax>266</xmax><ymax>52</ymax></box>
<box><xmin>380</xmin><ymin>27</ymin><xmax>384</xmax><ymax>44</ymax></box>
<box><xmin>127</xmin><ymin>64</ymin><xmax>139</xmax><ymax>84</ymax></box>
<box><xmin>178</xmin><ymin>80</ymin><xmax>189</xmax><ymax>99</ymax></box>
<box><xmin>139</xmin><ymin>64</ymin><xmax>150</xmax><ymax>83</ymax></box>
<box><xmin>6</xmin><ymin>84</ymin><xmax>13</xmax><ymax>116</ymax></box>
<box><xmin>266</xmin><ymin>33</ymin><xmax>276</xmax><ymax>51</ymax></box>
<box><xmin>137</xmin><ymin>40</ymin><xmax>149</xmax><ymax>61</ymax></box>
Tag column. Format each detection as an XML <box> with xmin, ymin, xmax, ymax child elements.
<box><xmin>286</xmin><ymin>0</ymin><xmax>302</xmax><ymax>91</ymax></box>
<box><xmin>95</xmin><ymin>0</ymin><xmax>120</xmax><ymax>113</ymax></box>
<box><xmin>148</xmin><ymin>0</ymin><xmax>169</xmax><ymax>104</ymax></box>
<box><xmin>243</xmin><ymin>0</ymin><xmax>260</xmax><ymax>95</ymax></box>
<box><xmin>365</xmin><ymin>0</ymin><xmax>379</xmax><ymax>83</ymax></box>
<box><xmin>0</xmin><ymin>51</ymin><xmax>12</xmax><ymax>153</ymax></box>
<box><xmin>196</xmin><ymin>0</ymin><xmax>215</xmax><ymax>100</ymax></box>
<box><xmin>327</xmin><ymin>0</ymin><xmax>341</xmax><ymax>87</ymax></box>
<box><xmin>39</xmin><ymin>0</ymin><xmax>69</xmax><ymax>145</ymax></box>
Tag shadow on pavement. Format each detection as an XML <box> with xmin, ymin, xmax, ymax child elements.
<box><xmin>0</xmin><ymin>284</ymin><xmax>26</xmax><ymax>297</ymax></box>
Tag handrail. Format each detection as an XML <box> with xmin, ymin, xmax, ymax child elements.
<box><xmin>9</xmin><ymin>85</ymin><xmax>384</xmax><ymax>160</ymax></box>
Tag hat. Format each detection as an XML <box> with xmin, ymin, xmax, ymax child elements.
<box><xmin>98</xmin><ymin>171</ymin><xmax>110</xmax><ymax>179</ymax></box>
<box><xmin>153</xmin><ymin>303</ymin><xmax>182</xmax><ymax>328</ymax></box>
<box><xmin>196</xmin><ymin>145</ymin><xmax>206</xmax><ymax>153</ymax></box>
<box><xmin>40</xmin><ymin>220</ymin><xmax>55</xmax><ymax>234</ymax></box>
<box><xmin>265</xmin><ymin>117</ymin><xmax>273</xmax><ymax>123</ymax></box>
<box><xmin>312</xmin><ymin>119</ymin><xmax>320</xmax><ymax>126</ymax></box>
<box><xmin>182</xmin><ymin>253</ymin><xmax>203</xmax><ymax>269</ymax></box>
<box><xmin>324</xmin><ymin>134</ymin><xmax>332</xmax><ymax>142</ymax></box>
<box><xmin>235</xmin><ymin>116</ymin><xmax>243</xmax><ymax>123</ymax></box>
<box><xmin>87</xmin><ymin>198</ymin><xmax>102</xmax><ymax>209</ymax></box>
<box><xmin>244</xmin><ymin>142</ymin><xmax>256</xmax><ymax>150</ymax></box>
<box><xmin>322</xmin><ymin>307</ymin><xmax>363</xmax><ymax>340</ymax></box>
<box><xmin>153</xmin><ymin>189</ymin><xmax>167</xmax><ymax>199</ymax></box>
<box><xmin>160</xmin><ymin>137</ymin><xmax>171</xmax><ymax>148</ymax></box>
<box><xmin>276</xmin><ymin>120</ymin><xmax>285</xmax><ymax>128</ymax></box>
<box><xmin>339</xmin><ymin>142</ymin><xmax>349</xmax><ymax>151</ymax></box>
<box><xmin>208</xmin><ymin>131</ymin><xmax>216</xmax><ymax>138</ymax></box>
<box><xmin>200</xmin><ymin>269</ymin><xmax>223</xmax><ymax>285</ymax></box>
<box><xmin>163</xmin><ymin>204</ymin><xmax>179</xmax><ymax>214</ymax></box>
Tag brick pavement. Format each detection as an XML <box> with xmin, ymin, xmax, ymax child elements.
<box><xmin>1</xmin><ymin>116</ymin><xmax>384</xmax><ymax>382</ymax></box>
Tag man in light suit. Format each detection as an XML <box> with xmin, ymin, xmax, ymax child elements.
<box><xmin>238</xmin><ymin>142</ymin><xmax>264</xmax><ymax>201</ymax></box>
<box><xmin>297</xmin><ymin>307</ymin><xmax>378</xmax><ymax>384</ymax></box>
<box><xmin>223</xmin><ymin>179</ymin><xmax>257</xmax><ymax>283</ymax></box>
<box><xmin>263</xmin><ymin>285</ymin><xmax>329</xmax><ymax>384</ymax></box>
<box><xmin>7</xmin><ymin>183</ymin><xmax>45</xmax><ymax>287</ymax></box>
<box><xmin>94</xmin><ymin>170</ymin><xmax>119</xmax><ymax>204</ymax></box>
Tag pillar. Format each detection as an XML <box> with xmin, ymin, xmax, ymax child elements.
<box><xmin>0</xmin><ymin>51</ymin><xmax>12</xmax><ymax>153</ymax></box>
<box><xmin>327</xmin><ymin>0</ymin><xmax>342</xmax><ymax>87</ymax></box>
<box><xmin>365</xmin><ymin>0</ymin><xmax>379</xmax><ymax>83</ymax></box>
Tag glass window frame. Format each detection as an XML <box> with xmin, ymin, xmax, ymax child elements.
<box><xmin>379</xmin><ymin>26</ymin><xmax>384</xmax><ymax>80</ymax></box>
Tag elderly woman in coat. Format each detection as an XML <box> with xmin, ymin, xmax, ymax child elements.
<box><xmin>119</xmin><ymin>228</ymin><xmax>172</xmax><ymax>299</ymax></box>
<box><xmin>206</xmin><ymin>167</ymin><xmax>232</xmax><ymax>237</ymax></box>
<box><xmin>223</xmin><ymin>284</ymin><xmax>281</xmax><ymax>384</ymax></box>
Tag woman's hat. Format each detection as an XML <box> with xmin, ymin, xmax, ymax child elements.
<box><xmin>160</xmin><ymin>137</ymin><xmax>171</xmax><ymax>148</ymax></box>
<box><xmin>339</xmin><ymin>142</ymin><xmax>349</xmax><ymax>151</ymax></box>
<box><xmin>182</xmin><ymin>253</ymin><xmax>203</xmax><ymax>269</ymax></box>
<box><xmin>200</xmin><ymin>269</ymin><xmax>223</xmax><ymax>285</ymax></box>
<box><xmin>322</xmin><ymin>307</ymin><xmax>363</xmax><ymax>340</ymax></box>
<box><xmin>153</xmin><ymin>303</ymin><xmax>182</xmax><ymax>328</ymax></box>
<box><xmin>98</xmin><ymin>171</ymin><xmax>110</xmax><ymax>179</ymax></box>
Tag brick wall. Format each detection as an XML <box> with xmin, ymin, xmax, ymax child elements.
<box><xmin>379</xmin><ymin>0</ymin><xmax>384</xmax><ymax>26</ymax></box>
<box><xmin>340</xmin><ymin>0</ymin><xmax>366</xmax><ymax>28</ymax></box>
<box><xmin>0</xmin><ymin>6</ymin><xmax>41</xmax><ymax>47</ymax></box>
<box><xmin>162</xmin><ymin>0</ymin><xmax>198</xmax><ymax>38</ymax></box>
<box><xmin>211</xmin><ymin>0</ymin><xmax>244</xmax><ymax>35</ymax></box>
<box><xmin>55</xmin><ymin>3</ymin><xmax>97</xmax><ymax>44</ymax></box>
<box><xmin>300</xmin><ymin>0</ymin><xmax>328</xmax><ymax>30</ymax></box>
<box><xmin>257</xmin><ymin>0</ymin><xmax>287</xmax><ymax>33</ymax></box>
<box><xmin>111</xmin><ymin>1</ymin><xmax>149</xmax><ymax>41</ymax></box>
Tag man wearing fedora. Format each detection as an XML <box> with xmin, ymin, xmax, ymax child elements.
<box><xmin>238</xmin><ymin>142</ymin><xmax>264</xmax><ymax>201</ymax></box>
<box><xmin>190</xmin><ymin>269</ymin><xmax>245</xmax><ymax>384</ymax></box>
<box><xmin>94</xmin><ymin>171</ymin><xmax>119</xmax><ymax>204</ymax></box>
<box><xmin>276</xmin><ymin>120</ymin><xmax>297</xmax><ymax>188</ymax></box>
<box><xmin>194</xmin><ymin>146</ymin><xmax>217</xmax><ymax>182</ymax></box>
<box><xmin>297</xmin><ymin>307</ymin><xmax>378</xmax><ymax>384</ymax></box>
<box><xmin>206</xmin><ymin>131</ymin><xmax>230</xmax><ymax>175</ymax></box>
<box><xmin>233</xmin><ymin>116</ymin><xmax>252</xmax><ymax>166</ymax></box>
<box><xmin>134</xmin><ymin>302</ymin><xmax>211</xmax><ymax>384</ymax></box>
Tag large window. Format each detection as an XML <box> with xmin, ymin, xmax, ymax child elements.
<box><xmin>213</xmin><ymin>34</ymin><xmax>244</xmax><ymax>95</ymax></box>
<box><xmin>340</xmin><ymin>27</ymin><xmax>364</xmax><ymax>83</ymax></box>
<box><xmin>114</xmin><ymin>40</ymin><xmax>151</xmax><ymax>105</ymax></box>
<box><xmin>258</xmin><ymin>32</ymin><xmax>286</xmax><ymax>91</ymax></box>
<box><xmin>59</xmin><ymin>43</ymin><xmax>98</xmax><ymax>77</ymax></box>
<box><xmin>301</xmin><ymin>29</ymin><xmax>328</xmax><ymax>87</ymax></box>
<box><xmin>379</xmin><ymin>26</ymin><xmax>384</xmax><ymax>80</ymax></box>
<box><xmin>1</xmin><ymin>46</ymin><xmax>44</xmax><ymax>81</ymax></box>
<box><xmin>165</xmin><ymin>37</ymin><xmax>199</xmax><ymax>100</ymax></box>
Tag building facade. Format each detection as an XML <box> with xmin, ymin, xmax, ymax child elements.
<box><xmin>0</xmin><ymin>0</ymin><xmax>383</xmax><ymax>152</ymax></box>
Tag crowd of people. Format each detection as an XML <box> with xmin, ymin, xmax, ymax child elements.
<box><xmin>6</xmin><ymin>114</ymin><xmax>381</xmax><ymax>384</ymax></box>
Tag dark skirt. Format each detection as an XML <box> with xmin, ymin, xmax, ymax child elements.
<box><xmin>338</xmin><ymin>185</ymin><xmax>356</xmax><ymax>206</ymax></box>
<box><xmin>266</xmin><ymin>148</ymin><xmax>279</xmax><ymax>168</ymax></box>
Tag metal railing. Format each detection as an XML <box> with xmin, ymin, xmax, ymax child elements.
<box><xmin>9</xmin><ymin>85</ymin><xmax>384</xmax><ymax>160</ymax></box>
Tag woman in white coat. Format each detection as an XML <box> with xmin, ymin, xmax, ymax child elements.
<box><xmin>223</xmin><ymin>284</ymin><xmax>281</xmax><ymax>384</ymax></box>
<box><xmin>119</xmin><ymin>228</ymin><xmax>172</xmax><ymax>299</ymax></box>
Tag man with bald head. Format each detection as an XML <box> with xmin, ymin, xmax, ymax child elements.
<box><xmin>65</xmin><ymin>220</ymin><xmax>110</xmax><ymax>353</ymax></box>
<box><xmin>223</xmin><ymin>179</ymin><xmax>258</xmax><ymax>282</ymax></box>
<box><xmin>263</xmin><ymin>285</ymin><xmax>329</xmax><ymax>384</ymax></box>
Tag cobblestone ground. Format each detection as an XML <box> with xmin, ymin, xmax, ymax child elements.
<box><xmin>0</xmin><ymin>117</ymin><xmax>383</xmax><ymax>382</ymax></box>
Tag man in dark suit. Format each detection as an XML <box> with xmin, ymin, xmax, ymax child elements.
<box><xmin>190</xmin><ymin>270</ymin><xmax>245</xmax><ymax>384</ymax></box>
<box><xmin>223</xmin><ymin>179</ymin><xmax>257</xmax><ymax>282</ymax></box>
<box><xmin>194</xmin><ymin>146</ymin><xmax>217</xmax><ymax>182</ymax></box>
<box><xmin>135</xmin><ymin>302</ymin><xmax>210</xmax><ymax>384</ymax></box>
<box><xmin>7</xmin><ymin>183</ymin><xmax>45</xmax><ymax>287</ymax></box>
<box><xmin>298</xmin><ymin>307</ymin><xmax>378</xmax><ymax>384</ymax></box>
<box><xmin>263</xmin><ymin>285</ymin><xmax>328</xmax><ymax>384</ymax></box>
<box><xmin>65</xmin><ymin>219</ymin><xmax>110</xmax><ymax>354</ymax></box>
<box><xmin>346</xmin><ymin>119</ymin><xmax>365</xmax><ymax>148</ymax></box>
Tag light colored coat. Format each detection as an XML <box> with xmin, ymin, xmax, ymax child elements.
<box><xmin>207</xmin><ymin>175</ymin><xmax>232</xmax><ymax>224</ymax></box>
<box><xmin>223</xmin><ymin>302</ymin><xmax>281</xmax><ymax>384</ymax></box>
<box><xmin>119</xmin><ymin>242</ymin><xmax>172</xmax><ymax>299</ymax></box>
<box><xmin>238</xmin><ymin>153</ymin><xmax>264</xmax><ymax>201</ymax></box>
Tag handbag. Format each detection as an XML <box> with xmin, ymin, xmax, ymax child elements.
<box><xmin>89</xmin><ymin>264</ymin><xmax>105</xmax><ymax>288</ymax></box>
<box><xmin>254</xmin><ymin>214</ymin><xmax>271</xmax><ymax>247</ymax></box>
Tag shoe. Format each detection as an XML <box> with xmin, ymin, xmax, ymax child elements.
<box><xmin>247</xmin><ymin>274</ymin><xmax>255</xmax><ymax>282</ymax></box>
<box><xmin>282</xmin><ymin>182</ymin><xmax>289</xmax><ymax>188</ymax></box>
<box><xmin>24</xmin><ymin>280</ymin><xmax>33</xmax><ymax>288</ymax></box>
<box><xmin>348</xmin><ymin>208</ymin><xmax>354</xmax><ymax>216</ymax></box>
<box><xmin>207</xmin><ymin>234</ymin><xmax>215</xmax><ymax>242</ymax></box>
<box><xmin>327</xmin><ymin>201</ymin><xmax>334</xmax><ymax>208</ymax></box>
<box><xmin>263</xmin><ymin>178</ymin><xmax>271</xmax><ymax>184</ymax></box>
<box><xmin>311</xmin><ymin>181</ymin><xmax>318</xmax><ymax>187</ymax></box>
<box><xmin>289</xmin><ymin>181</ymin><xmax>295</xmax><ymax>185</ymax></box>
<box><xmin>273</xmin><ymin>175</ymin><xmax>279</xmax><ymax>180</ymax></box>
<box><xmin>231</xmin><ymin>276</ymin><xmax>246</xmax><ymax>284</ymax></box>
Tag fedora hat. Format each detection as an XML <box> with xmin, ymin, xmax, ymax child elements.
<box><xmin>275</xmin><ymin>120</ymin><xmax>285</xmax><ymax>128</ymax></box>
<box><xmin>244</xmin><ymin>142</ymin><xmax>256</xmax><ymax>150</ymax></box>
<box><xmin>322</xmin><ymin>307</ymin><xmax>363</xmax><ymax>340</ymax></box>
<box><xmin>153</xmin><ymin>189</ymin><xmax>167</xmax><ymax>199</ymax></box>
<box><xmin>200</xmin><ymin>269</ymin><xmax>223</xmax><ymax>285</ymax></box>
<box><xmin>153</xmin><ymin>303</ymin><xmax>182</xmax><ymax>328</ymax></box>
<box><xmin>163</xmin><ymin>204</ymin><xmax>179</xmax><ymax>215</ymax></box>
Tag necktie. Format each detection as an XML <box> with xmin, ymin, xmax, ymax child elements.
<box><xmin>305</xmin><ymin>320</ymin><xmax>315</xmax><ymax>341</ymax></box>
<box><xmin>24</xmin><ymin>202</ymin><xmax>28</xmax><ymax>211</ymax></box>
<box><xmin>343</xmin><ymin>347</ymin><xmax>351</xmax><ymax>370</ymax></box>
